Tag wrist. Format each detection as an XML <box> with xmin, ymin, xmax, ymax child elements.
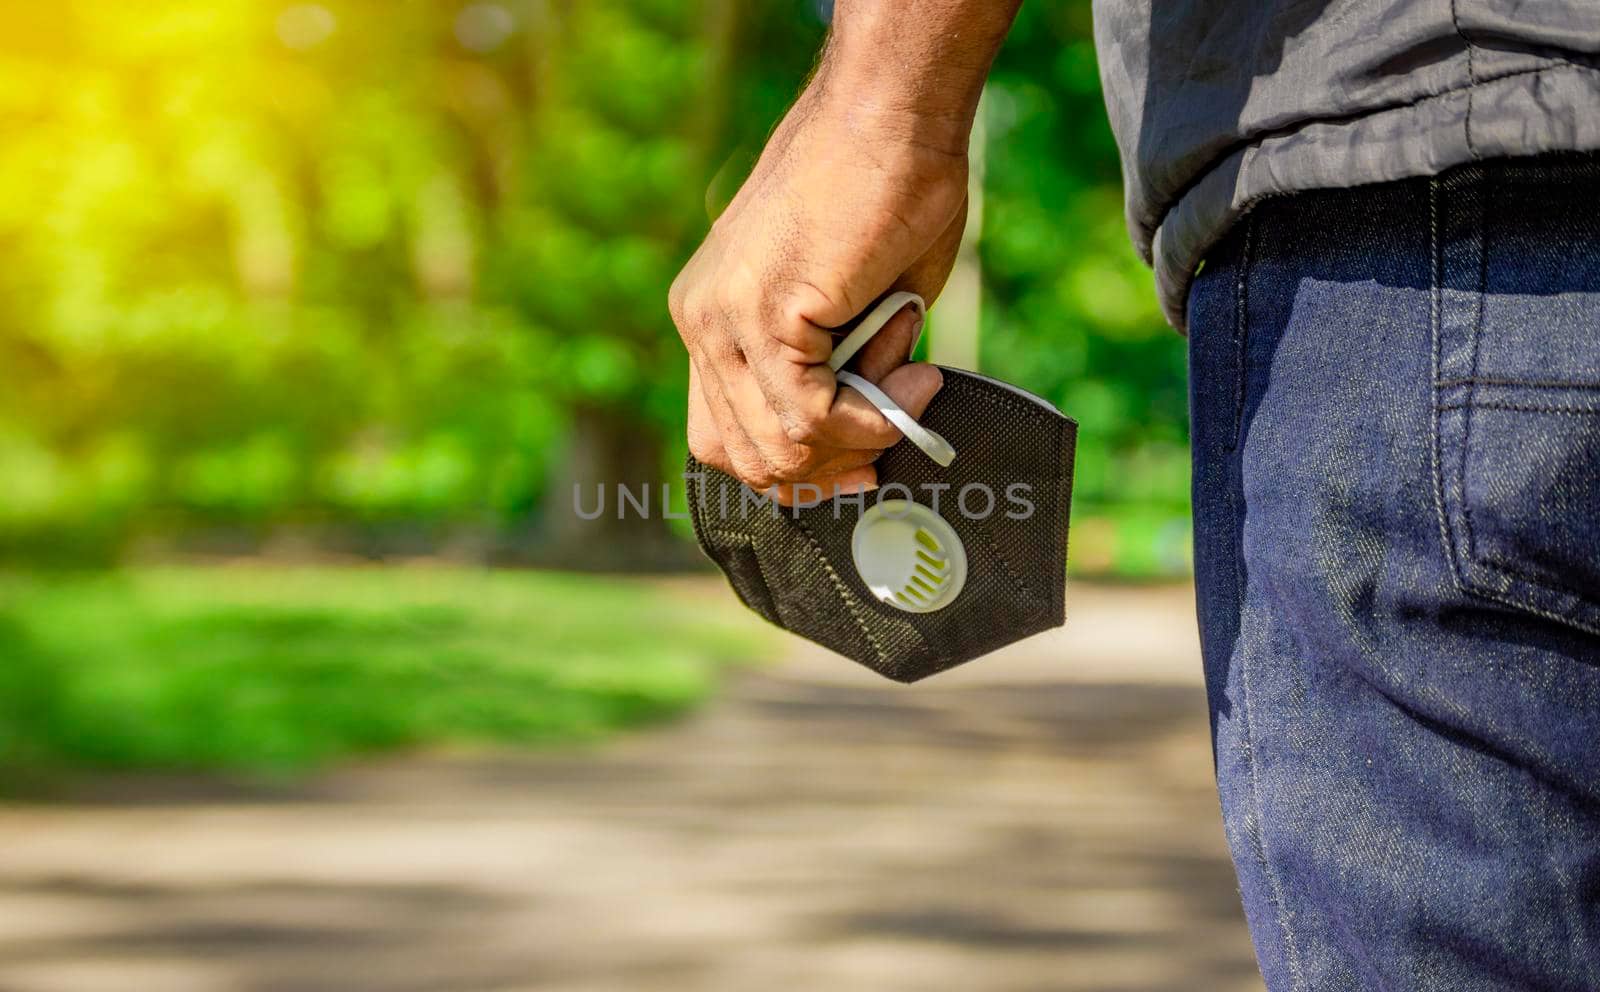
<box><xmin>809</xmin><ymin>54</ymin><xmax>977</xmax><ymax>161</ymax></box>
<box><xmin>817</xmin><ymin>2</ymin><xmax>1017</xmax><ymax>157</ymax></box>
<box><xmin>829</xmin><ymin>0</ymin><xmax>1021</xmax><ymax>63</ymax></box>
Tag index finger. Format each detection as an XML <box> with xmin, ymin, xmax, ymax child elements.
<box><xmin>743</xmin><ymin>295</ymin><xmax>924</xmax><ymax>442</ymax></box>
<box><xmin>777</xmin><ymin>360</ymin><xmax>946</xmax><ymax>450</ymax></box>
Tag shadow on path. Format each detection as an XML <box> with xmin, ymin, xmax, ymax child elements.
<box><xmin>0</xmin><ymin>585</ymin><xmax>1262</xmax><ymax>992</ymax></box>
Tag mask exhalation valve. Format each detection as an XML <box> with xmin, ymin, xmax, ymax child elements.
<box><xmin>851</xmin><ymin>500</ymin><xmax>968</xmax><ymax>613</ymax></box>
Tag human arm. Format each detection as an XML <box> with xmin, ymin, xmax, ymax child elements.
<box><xmin>668</xmin><ymin>0</ymin><xmax>1022</xmax><ymax>503</ymax></box>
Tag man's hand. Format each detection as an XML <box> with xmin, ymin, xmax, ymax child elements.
<box><xmin>668</xmin><ymin>0</ymin><xmax>1020</xmax><ymax>505</ymax></box>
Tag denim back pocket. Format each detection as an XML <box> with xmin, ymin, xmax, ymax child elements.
<box><xmin>1432</xmin><ymin>160</ymin><xmax>1600</xmax><ymax>634</ymax></box>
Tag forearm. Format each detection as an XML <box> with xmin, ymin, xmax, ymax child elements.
<box><xmin>818</xmin><ymin>0</ymin><xmax>1022</xmax><ymax>154</ymax></box>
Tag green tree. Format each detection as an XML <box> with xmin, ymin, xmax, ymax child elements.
<box><xmin>488</xmin><ymin>0</ymin><xmax>741</xmax><ymax>566</ymax></box>
<box><xmin>0</xmin><ymin>1</ymin><xmax>1190</xmax><ymax>575</ymax></box>
<box><xmin>981</xmin><ymin>4</ymin><xmax>1191</xmax><ymax>574</ymax></box>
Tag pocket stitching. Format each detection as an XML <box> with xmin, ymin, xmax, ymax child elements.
<box><xmin>1438</xmin><ymin>400</ymin><xmax>1600</xmax><ymax>415</ymax></box>
<box><xmin>1454</xmin><ymin>401</ymin><xmax>1600</xmax><ymax>605</ymax></box>
<box><xmin>1438</xmin><ymin>376</ymin><xmax>1600</xmax><ymax>391</ymax></box>
<box><xmin>1457</xmin><ymin>563</ymin><xmax>1600</xmax><ymax>637</ymax></box>
<box><xmin>1445</xmin><ymin>395</ymin><xmax>1600</xmax><ymax>630</ymax></box>
<box><xmin>1429</xmin><ymin>170</ymin><xmax>1600</xmax><ymax>634</ymax></box>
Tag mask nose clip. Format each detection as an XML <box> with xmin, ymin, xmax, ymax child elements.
<box><xmin>851</xmin><ymin>500</ymin><xmax>968</xmax><ymax>613</ymax></box>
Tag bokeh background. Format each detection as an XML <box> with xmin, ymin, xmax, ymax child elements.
<box><xmin>0</xmin><ymin>2</ymin><xmax>1258</xmax><ymax>990</ymax></box>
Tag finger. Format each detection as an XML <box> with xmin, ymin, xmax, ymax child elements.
<box><xmin>718</xmin><ymin>362</ymin><xmax>882</xmax><ymax>474</ymax></box>
<box><xmin>712</xmin><ymin>358</ymin><xmax>890</xmax><ymax>486</ymax></box>
<box><xmin>710</xmin><ymin>361</ymin><xmax>944</xmax><ymax>498</ymax></box>
<box><xmin>750</xmin><ymin>360</ymin><xmax>949</xmax><ymax>503</ymax></box>
<box><xmin>784</xmin><ymin>360</ymin><xmax>946</xmax><ymax>479</ymax></box>
<box><xmin>764</xmin><ymin>307</ymin><xmax>834</xmax><ymax>365</ymax></box>
<box><xmin>737</xmin><ymin>329</ymin><xmax>836</xmax><ymax>444</ymax></box>
<box><xmin>694</xmin><ymin>351</ymin><xmax>777</xmax><ymax>489</ymax></box>
<box><xmin>851</xmin><ymin>303</ymin><xmax>924</xmax><ymax>383</ymax></box>
<box><xmin>769</xmin><ymin>466</ymin><xmax>878</xmax><ymax>508</ymax></box>
<box><xmin>874</xmin><ymin>361</ymin><xmax>945</xmax><ymax>421</ymax></box>
<box><xmin>788</xmin><ymin>361</ymin><xmax>945</xmax><ymax>450</ymax></box>
<box><xmin>747</xmin><ymin>272</ymin><xmax>939</xmax><ymax>442</ymax></box>
<box><xmin>686</xmin><ymin>362</ymin><xmax>731</xmax><ymax>473</ymax></box>
<box><xmin>845</xmin><ymin>199</ymin><xmax>967</xmax><ymax>386</ymax></box>
<box><xmin>845</xmin><ymin>198</ymin><xmax>969</xmax><ymax>385</ymax></box>
<box><xmin>733</xmin><ymin>357</ymin><xmax>895</xmax><ymax>451</ymax></box>
<box><xmin>715</xmin><ymin>361</ymin><xmax>867</xmax><ymax>485</ymax></box>
<box><xmin>804</xmin><ymin>443</ymin><xmax>889</xmax><ymax>480</ymax></box>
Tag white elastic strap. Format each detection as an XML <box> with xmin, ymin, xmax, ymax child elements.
<box><xmin>826</xmin><ymin>291</ymin><xmax>955</xmax><ymax>467</ymax></box>
<box><xmin>827</xmin><ymin>291</ymin><xmax>925</xmax><ymax>372</ymax></box>
<box><xmin>837</xmin><ymin>370</ymin><xmax>956</xmax><ymax>467</ymax></box>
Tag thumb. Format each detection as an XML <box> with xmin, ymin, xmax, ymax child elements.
<box><xmin>877</xmin><ymin>362</ymin><xmax>945</xmax><ymax>423</ymax></box>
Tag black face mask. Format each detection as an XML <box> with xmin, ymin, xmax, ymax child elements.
<box><xmin>687</xmin><ymin>294</ymin><xmax>1078</xmax><ymax>683</ymax></box>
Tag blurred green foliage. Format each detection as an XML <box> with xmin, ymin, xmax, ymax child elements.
<box><xmin>0</xmin><ymin>1</ymin><xmax>1188</xmax><ymax>575</ymax></box>
<box><xmin>0</xmin><ymin>567</ymin><xmax>767</xmax><ymax>782</ymax></box>
<box><xmin>981</xmin><ymin>4</ymin><xmax>1190</xmax><ymax>574</ymax></box>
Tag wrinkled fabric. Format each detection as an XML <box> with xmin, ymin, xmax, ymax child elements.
<box><xmin>1093</xmin><ymin>0</ymin><xmax>1600</xmax><ymax>330</ymax></box>
<box><xmin>1189</xmin><ymin>156</ymin><xmax>1600</xmax><ymax>991</ymax></box>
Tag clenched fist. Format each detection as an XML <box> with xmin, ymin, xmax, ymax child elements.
<box><xmin>668</xmin><ymin>1</ymin><xmax>1017</xmax><ymax>505</ymax></box>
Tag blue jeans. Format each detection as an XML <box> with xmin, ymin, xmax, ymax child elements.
<box><xmin>1189</xmin><ymin>155</ymin><xmax>1600</xmax><ymax>991</ymax></box>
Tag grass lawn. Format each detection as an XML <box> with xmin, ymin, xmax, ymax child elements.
<box><xmin>0</xmin><ymin>566</ymin><xmax>770</xmax><ymax>782</ymax></box>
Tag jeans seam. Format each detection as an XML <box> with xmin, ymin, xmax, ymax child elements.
<box><xmin>1458</xmin><ymin>169</ymin><xmax>1489</xmax><ymax>565</ymax></box>
<box><xmin>1230</xmin><ymin>219</ymin><xmax>1309</xmax><ymax>991</ymax></box>
<box><xmin>1429</xmin><ymin>176</ymin><xmax>1467</xmax><ymax>591</ymax></box>
<box><xmin>1474</xmin><ymin>557</ymin><xmax>1600</xmax><ymax>617</ymax></box>
<box><xmin>1238</xmin><ymin>632</ymin><xmax>1310</xmax><ymax>992</ymax></box>
<box><xmin>1465</xmin><ymin>570</ymin><xmax>1600</xmax><ymax>636</ymax></box>
<box><xmin>1228</xmin><ymin>214</ymin><xmax>1254</xmax><ymax>452</ymax></box>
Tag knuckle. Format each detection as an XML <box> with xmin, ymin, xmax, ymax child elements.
<box><xmin>669</xmin><ymin>286</ymin><xmax>715</xmax><ymax>345</ymax></box>
<box><xmin>781</xmin><ymin>387</ymin><xmax>835</xmax><ymax>445</ymax></box>
<box><xmin>783</xmin><ymin>415</ymin><xmax>824</xmax><ymax>445</ymax></box>
<box><xmin>720</xmin><ymin>263</ymin><xmax>762</xmax><ymax>311</ymax></box>
<box><xmin>742</xmin><ymin>467</ymin><xmax>778</xmax><ymax>492</ymax></box>
<box><xmin>686</xmin><ymin>432</ymin><xmax>722</xmax><ymax>467</ymax></box>
<box><xmin>668</xmin><ymin>272</ymin><xmax>704</xmax><ymax>330</ymax></box>
<box><xmin>666</xmin><ymin>272</ymin><xmax>687</xmax><ymax>322</ymax></box>
<box><xmin>765</xmin><ymin>444</ymin><xmax>818</xmax><ymax>483</ymax></box>
<box><xmin>784</xmin><ymin>416</ymin><xmax>832</xmax><ymax>444</ymax></box>
<box><xmin>725</xmin><ymin>451</ymin><xmax>775</xmax><ymax>491</ymax></box>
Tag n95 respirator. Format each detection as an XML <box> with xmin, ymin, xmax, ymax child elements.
<box><xmin>688</xmin><ymin>293</ymin><xmax>1076</xmax><ymax>683</ymax></box>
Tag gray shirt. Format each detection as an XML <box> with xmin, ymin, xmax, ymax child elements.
<box><xmin>1092</xmin><ymin>0</ymin><xmax>1600</xmax><ymax>330</ymax></box>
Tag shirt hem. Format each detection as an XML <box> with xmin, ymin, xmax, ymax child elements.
<box><xmin>1153</xmin><ymin>61</ymin><xmax>1600</xmax><ymax>332</ymax></box>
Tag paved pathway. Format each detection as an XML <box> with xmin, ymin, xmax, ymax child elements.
<box><xmin>0</xmin><ymin>583</ymin><xmax>1263</xmax><ymax>992</ymax></box>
